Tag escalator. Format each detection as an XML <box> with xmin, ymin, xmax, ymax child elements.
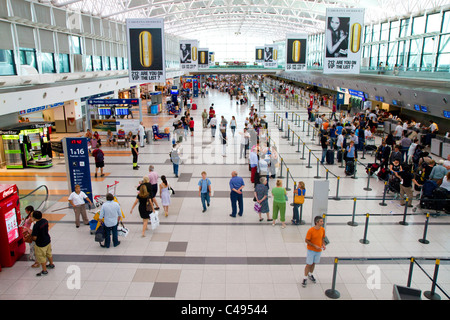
<box><xmin>18</xmin><ymin>185</ymin><xmax>49</xmax><ymax>218</ymax></box>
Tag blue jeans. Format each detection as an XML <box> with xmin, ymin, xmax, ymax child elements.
<box><xmin>173</xmin><ymin>163</ymin><xmax>179</xmax><ymax>176</ymax></box>
<box><xmin>292</xmin><ymin>204</ymin><xmax>302</xmax><ymax>224</ymax></box>
<box><xmin>321</xmin><ymin>149</ymin><xmax>327</xmax><ymax>163</ymax></box>
<box><xmin>104</xmin><ymin>224</ymin><xmax>119</xmax><ymax>248</ymax></box>
<box><xmin>230</xmin><ymin>191</ymin><xmax>243</xmax><ymax>217</ymax></box>
<box><xmin>201</xmin><ymin>192</ymin><xmax>210</xmax><ymax>211</ymax></box>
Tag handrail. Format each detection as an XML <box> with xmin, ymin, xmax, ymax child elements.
<box><xmin>19</xmin><ymin>185</ymin><xmax>49</xmax><ymax>215</ymax></box>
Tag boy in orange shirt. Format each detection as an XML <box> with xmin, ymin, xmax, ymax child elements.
<box><xmin>302</xmin><ymin>216</ymin><xmax>326</xmax><ymax>287</ymax></box>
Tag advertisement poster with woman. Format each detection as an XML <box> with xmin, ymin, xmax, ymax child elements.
<box><xmin>264</xmin><ymin>44</ymin><xmax>278</xmax><ymax>68</ymax></box>
<box><xmin>323</xmin><ymin>8</ymin><xmax>364</xmax><ymax>74</ymax></box>
<box><xmin>180</xmin><ymin>39</ymin><xmax>199</xmax><ymax>71</ymax></box>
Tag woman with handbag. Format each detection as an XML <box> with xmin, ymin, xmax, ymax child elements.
<box><xmin>130</xmin><ymin>184</ymin><xmax>154</xmax><ymax>237</ymax></box>
<box><xmin>271</xmin><ymin>179</ymin><xmax>287</xmax><ymax>229</ymax></box>
<box><xmin>159</xmin><ymin>175</ymin><xmax>171</xmax><ymax>217</ymax></box>
<box><xmin>292</xmin><ymin>181</ymin><xmax>306</xmax><ymax>225</ymax></box>
<box><xmin>254</xmin><ymin>177</ymin><xmax>272</xmax><ymax>222</ymax></box>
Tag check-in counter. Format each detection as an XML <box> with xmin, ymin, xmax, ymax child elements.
<box><xmin>441</xmin><ymin>137</ymin><xmax>450</xmax><ymax>158</ymax></box>
<box><xmin>431</xmin><ymin>138</ymin><xmax>442</xmax><ymax>157</ymax></box>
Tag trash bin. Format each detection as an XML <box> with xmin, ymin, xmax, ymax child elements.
<box><xmin>393</xmin><ymin>285</ymin><xmax>421</xmax><ymax>300</ymax></box>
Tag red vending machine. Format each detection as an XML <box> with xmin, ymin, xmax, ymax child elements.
<box><xmin>0</xmin><ymin>184</ymin><xmax>25</xmax><ymax>268</ymax></box>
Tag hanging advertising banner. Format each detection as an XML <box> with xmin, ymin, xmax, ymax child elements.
<box><xmin>285</xmin><ymin>34</ymin><xmax>308</xmax><ymax>72</ymax></box>
<box><xmin>255</xmin><ymin>47</ymin><xmax>264</xmax><ymax>63</ymax></box>
<box><xmin>198</xmin><ymin>48</ymin><xmax>209</xmax><ymax>69</ymax></box>
<box><xmin>208</xmin><ymin>51</ymin><xmax>215</xmax><ymax>66</ymax></box>
<box><xmin>126</xmin><ymin>18</ymin><xmax>166</xmax><ymax>83</ymax></box>
<box><xmin>264</xmin><ymin>44</ymin><xmax>278</xmax><ymax>68</ymax></box>
<box><xmin>180</xmin><ymin>39</ymin><xmax>198</xmax><ymax>71</ymax></box>
<box><xmin>323</xmin><ymin>8</ymin><xmax>364</xmax><ymax>74</ymax></box>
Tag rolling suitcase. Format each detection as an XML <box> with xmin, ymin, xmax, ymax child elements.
<box><xmin>432</xmin><ymin>187</ymin><xmax>447</xmax><ymax>211</ymax></box>
<box><xmin>192</xmin><ymin>103</ymin><xmax>197</xmax><ymax>110</ymax></box>
<box><xmin>337</xmin><ymin>149</ymin><xmax>343</xmax><ymax>163</ymax></box>
<box><xmin>345</xmin><ymin>160</ymin><xmax>355</xmax><ymax>176</ymax></box>
<box><xmin>326</xmin><ymin>149</ymin><xmax>334</xmax><ymax>165</ymax></box>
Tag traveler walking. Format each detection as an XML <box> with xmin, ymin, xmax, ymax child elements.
<box><xmin>254</xmin><ymin>177</ymin><xmax>272</xmax><ymax>222</ymax></box>
<box><xmin>99</xmin><ymin>193</ymin><xmax>122</xmax><ymax>247</ymax></box>
<box><xmin>302</xmin><ymin>216</ymin><xmax>326</xmax><ymax>287</ymax></box>
<box><xmin>198</xmin><ymin>171</ymin><xmax>212</xmax><ymax>213</ymax></box>
<box><xmin>159</xmin><ymin>175</ymin><xmax>171</xmax><ymax>217</ymax></box>
<box><xmin>130</xmin><ymin>185</ymin><xmax>153</xmax><ymax>237</ymax></box>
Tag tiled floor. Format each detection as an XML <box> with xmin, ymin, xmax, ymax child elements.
<box><xmin>0</xmin><ymin>85</ymin><xmax>449</xmax><ymax>300</ymax></box>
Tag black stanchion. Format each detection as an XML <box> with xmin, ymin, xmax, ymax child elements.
<box><xmin>314</xmin><ymin>159</ymin><xmax>321</xmax><ymax>179</ymax></box>
<box><xmin>379</xmin><ymin>182</ymin><xmax>388</xmax><ymax>206</ymax></box>
<box><xmin>359</xmin><ymin>213</ymin><xmax>370</xmax><ymax>244</ymax></box>
<box><xmin>324</xmin><ymin>258</ymin><xmax>341</xmax><ymax>299</ymax></box>
<box><xmin>306</xmin><ymin>150</ymin><xmax>312</xmax><ymax>168</ymax></box>
<box><xmin>407</xmin><ymin>257</ymin><xmax>415</xmax><ymax>287</ymax></box>
<box><xmin>302</xmin><ymin>119</ymin><xmax>305</xmax><ymax>132</ymax></box>
<box><xmin>418</xmin><ymin>213</ymin><xmax>430</xmax><ymax>244</ymax></box>
<box><xmin>399</xmin><ymin>198</ymin><xmax>409</xmax><ymax>226</ymax></box>
<box><xmin>300</xmin><ymin>142</ymin><xmax>306</xmax><ymax>160</ymax></box>
<box><xmin>306</xmin><ymin>123</ymin><xmax>310</xmax><ymax>136</ymax></box>
<box><xmin>364</xmin><ymin>169</ymin><xmax>372</xmax><ymax>191</ymax></box>
<box><xmin>335</xmin><ymin>177</ymin><xmax>341</xmax><ymax>200</ymax></box>
<box><xmin>285</xmin><ymin>168</ymin><xmax>291</xmax><ymax>191</ymax></box>
<box><xmin>352</xmin><ymin>159</ymin><xmax>358</xmax><ymax>179</ymax></box>
<box><xmin>296</xmin><ymin>136</ymin><xmax>301</xmax><ymax>153</ymax></box>
<box><xmin>423</xmin><ymin>259</ymin><xmax>442</xmax><ymax>300</ymax></box>
<box><xmin>278</xmin><ymin>158</ymin><xmax>285</xmax><ymax>178</ymax></box>
<box><xmin>347</xmin><ymin>198</ymin><xmax>358</xmax><ymax>226</ymax></box>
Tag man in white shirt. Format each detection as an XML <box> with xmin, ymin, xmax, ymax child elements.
<box><xmin>394</xmin><ymin>121</ymin><xmax>403</xmax><ymax>140</ymax></box>
<box><xmin>337</xmin><ymin>133</ymin><xmax>344</xmax><ymax>150</ymax></box>
<box><xmin>239</xmin><ymin>128</ymin><xmax>250</xmax><ymax>159</ymax></box>
<box><xmin>210</xmin><ymin>115</ymin><xmax>217</xmax><ymax>138</ymax></box>
<box><xmin>99</xmin><ymin>193</ymin><xmax>122</xmax><ymax>248</ymax></box>
<box><xmin>138</xmin><ymin>122</ymin><xmax>145</xmax><ymax>147</ymax></box>
<box><xmin>68</xmin><ymin>184</ymin><xmax>93</xmax><ymax>228</ymax></box>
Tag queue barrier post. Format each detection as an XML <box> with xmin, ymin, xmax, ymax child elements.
<box><xmin>364</xmin><ymin>168</ymin><xmax>372</xmax><ymax>191</ymax></box>
<box><xmin>399</xmin><ymin>198</ymin><xmax>409</xmax><ymax>226</ymax></box>
<box><xmin>306</xmin><ymin>150</ymin><xmax>312</xmax><ymax>169</ymax></box>
<box><xmin>347</xmin><ymin>198</ymin><xmax>358</xmax><ymax>226</ymax></box>
<box><xmin>296</xmin><ymin>136</ymin><xmax>301</xmax><ymax>153</ymax></box>
<box><xmin>300</xmin><ymin>142</ymin><xmax>306</xmax><ymax>160</ymax></box>
<box><xmin>314</xmin><ymin>158</ymin><xmax>321</xmax><ymax>179</ymax></box>
<box><xmin>379</xmin><ymin>182</ymin><xmax>388</xmax><ymax>206</ymax></box>
<box><xmin>359</xmin><ymin>213</ymin><xmax>370</xmax><ymax>244</ymax></box>
<box><xmin>423</xmin><ymin>259</ymin><xmax>442</xmax><ymax>300</ymax></box>
<box><xmin>335</xmin><ymin>177</ymin><xmax>341</xmax><ymax>200</ymax></box>
<box><xmin>352</xmin><ymin>159</ymin><xmax>358</xmax><ymax>180</ymax></box>
<box><xmin>407</xmin><ymin>257</ymin><xmax>415</xmax><ymax>287</ymax></box>
<box><xmin>278</xmin><ymin>158</ymin><xmax>285</xmax><ymax>179</ymax></box>
<box><xmin>418</xmin><ymin>213</ymin><xmax>430</xmax><ymax>244</ymax></box>
<box><xmin>324</xmin><ymin>258</ymin><xmax>341</xmax><ymax>299</ymax></box>
<box><xmin>285</xmin><ymin>168</ymin><xmax>291</xmax><ymax>191</ymax></box>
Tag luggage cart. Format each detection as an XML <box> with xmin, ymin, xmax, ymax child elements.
<box><xmin>89</xmin><ymin>181</ymin><xmax>125</xmax><ymax>235</ymax></box>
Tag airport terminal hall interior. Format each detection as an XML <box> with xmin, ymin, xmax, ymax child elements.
<box><xmin>1</xmin><ymin>0</ymin><xmax>450</xmax><ymax>303</ymax></box>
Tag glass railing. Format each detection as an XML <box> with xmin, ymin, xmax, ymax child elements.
<box><xmin>19</xmin><ymin>185</ymin><xmax>49</xmax><ymax>219</ymax></box>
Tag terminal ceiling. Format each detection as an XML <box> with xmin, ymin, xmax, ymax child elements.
<box><xmin>50</xmin><ymin>0</ymin><xmax>449</xmax><ymax>41</ymax></box>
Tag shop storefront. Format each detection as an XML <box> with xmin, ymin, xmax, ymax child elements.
<box><xmin>0</xmin><ymin>122</ymin><xmax>53</xmax><ymax>169</ymax></box>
